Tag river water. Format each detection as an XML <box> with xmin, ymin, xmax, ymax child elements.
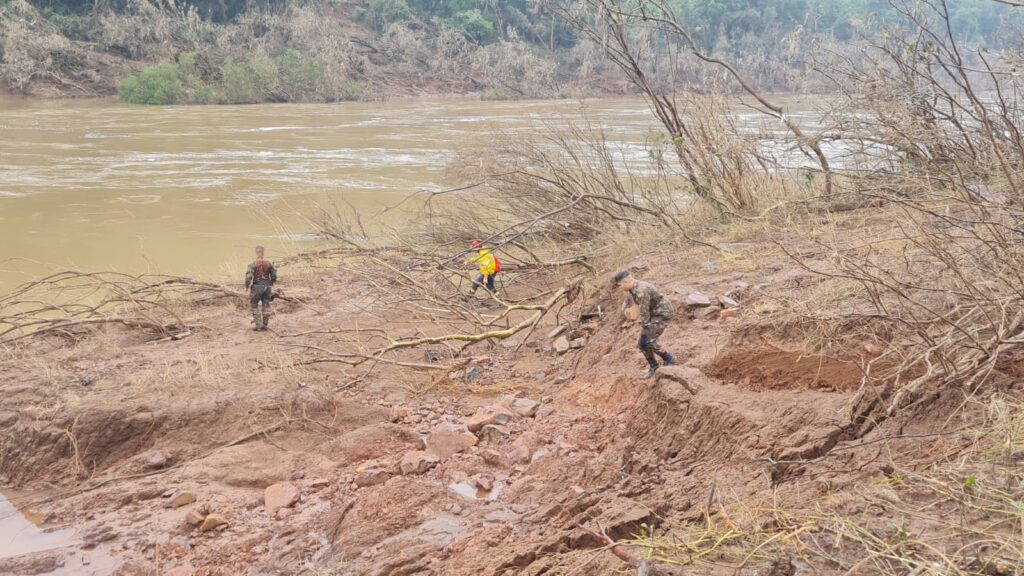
<box><xmin>0</xmin><ymin>95</ymin><xmax>829</xmax><ymax>296</ymax></box>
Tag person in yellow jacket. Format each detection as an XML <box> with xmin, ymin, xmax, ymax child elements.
<box><xmin>467</xmin><ymin>240</ymin><xmax>499</xmax><ymax>296</ymax></box>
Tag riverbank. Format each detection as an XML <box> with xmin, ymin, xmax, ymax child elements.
<box><xmin>1</xmin><ymin>197</ymin><xmax>1021</xmax><ymax>575</ymax></box>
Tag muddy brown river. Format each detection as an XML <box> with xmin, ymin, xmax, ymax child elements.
<box><xmin>0</xmin><ymin>96</ymin><xmax>831</xmax><ymax>296</ymax></box>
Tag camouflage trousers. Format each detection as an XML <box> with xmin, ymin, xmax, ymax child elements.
<box><xmin>250</xmin><ymin>284</ymin><xmax>273</xmax><ymax>329</ymax></box>
<box><xmin>638</xmin><ymin>320</ymin><xmax>672</xmax><ymax>366</ymax></box>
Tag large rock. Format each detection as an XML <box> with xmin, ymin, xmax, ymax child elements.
<box><xmin>553</xmin><ymin>336</ymin><xmax>571</xmax><ymax>354</ymax></box>
<box><xmin>354</xmin><ymin>467</ymin><xmax>391</xmax><ymax>488</ymax></box>
<box><xmin>185</xmin><ymin>509</ymin><xmax>206</xmax><ymax>527</ymax></box>
<box><xmin>399</xmin><ymin>450</ymin><xmax>440</xmax><ymax>475</ymax></box>
<box><xmin>478</xmin><ymin>424</ymin><xmax>511</xmax><ymax>444</ymax></box>
<box><xmin>0</xmin><ymin>411</ymin><xmax>18</xmax><ymax>428</ymax></box>
<box><xmin>718</xmin><ymin>295</ymin><xmax>739</xmax><ymax>308</ymax></box>
<box><xmin>425</xmin><ymin>423</ymin><xmax>478</xmax><ymax>458</ymax></box>
<box><xmin>509</xmin><ymin>398</ymin><xmax>540</xmax><ymax>418</ymax></box>
<box><xmin>623</xmin><ymin>305</ymin><xmax>640</xmax><ymax>322</ymax></box>
<box><xmin>467</xmin><ymin>405</ymin><xmax>515</xmax><ymax>432</ymax></box>
<box><xmin>685</xmin><ymin>292</ymin><xmax>712</xmax><ymax>307</ymax></box>
<box><xmin>144</xmin><ymin>451</ymin><xmax>170</xmax><ymax>469</ymax></box>
<box><xmin>168</xmin><ymin>491</ymin><xmax>196</xmax><ymax>509</ymax></box>
<box><xmin>199</xmin><ymin>514</ymin><xmax>227</xmax><ymax>533</ymax></box>
<box><xmin>264</xmin><ymin>482</ymin><xmax>300</xmax><ymax>515</ymax></box>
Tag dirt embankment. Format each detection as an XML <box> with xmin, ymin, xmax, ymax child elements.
<box><xmin>0</xmin><ymin>245</ymin><xmax>1020</xmax><ymax>576</ymax></box>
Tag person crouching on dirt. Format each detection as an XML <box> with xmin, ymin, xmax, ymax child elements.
<box><xmin>466</xmin><ymin>240</ymin><xmax>500</xmax><ymax>296</ymax></box>
<box><xmin>613</xmin><ymin>270</ymin><xmax>676</xmax><ymax>378</ymax></box>
<box><xmin>245</xmin><ymin>245</ymin><xmax>277</xmax><ymax>331</ymax></box>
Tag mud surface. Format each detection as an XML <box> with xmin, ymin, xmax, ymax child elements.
<box><xmin>0</xmin><ymin>256</ymin><xmax>1008</xmax><ymax>575</ymax></box>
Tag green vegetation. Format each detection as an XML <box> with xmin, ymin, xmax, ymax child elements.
<box><xmin>118</xmin><ymin>50</ymin><xmax>346</xmax><ymax>105</ymax></box>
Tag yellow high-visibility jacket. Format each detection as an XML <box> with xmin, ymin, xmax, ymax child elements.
<box><xmin>469</xmin><ymin>249</ymin><xmax>497</xmax><ymax>276</ymax></box>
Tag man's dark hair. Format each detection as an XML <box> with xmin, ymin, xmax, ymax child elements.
<box><xmin>255</xmin><ymin>245</ymin><xmax>265</xmax><ymax>252</ymax></box>
<box><xmin>612</xmin><ymin>269</ymin><xmax>632</xmax><ymax>286</ymax></box>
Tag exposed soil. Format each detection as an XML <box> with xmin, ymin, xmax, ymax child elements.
<box><xmin>0</xmin><ymin>248</ymin><xmax>1017</xmax><ymax>576</ymax></box>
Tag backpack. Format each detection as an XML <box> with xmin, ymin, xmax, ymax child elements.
<box><xmin>493</xmin><ymin>255</ymin><xmax>502</xmax><ymax>274</ymax></box>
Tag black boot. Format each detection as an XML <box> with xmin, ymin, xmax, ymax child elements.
<box><xmin>659</xmin><ymin>352</ymin><xmax>676</xmax><ymax>366</ymax></box>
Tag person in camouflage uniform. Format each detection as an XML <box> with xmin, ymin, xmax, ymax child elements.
<box><xmin>614</xmin><ymin>270</ymin><xmax>676</xmax><ymax>378</ymax></box>
<box><xmin>245</xmin><ymin>246</ymin><xmax>277</xmax><ymax>331</ymax></box>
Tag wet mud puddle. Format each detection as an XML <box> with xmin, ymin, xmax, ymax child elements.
<box><xmin>0</xmin><ymin>490</ymin><xmax>117</xmax><ymax>575</ymax></box>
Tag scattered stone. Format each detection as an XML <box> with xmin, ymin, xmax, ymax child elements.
<box><xmin>480</xmin><ymin>449</ymin><xmax>510</xmax><ymax>468</ymax></box>
<box><xmin>185</xmin><ymin>509</ymin><xmax>206</xmax><ymax>527</ymax></box>
<box><xmin>512</xmin><ymin>444</ymin><xmax>532</xmax><ymax>465</ymax></box>
<box><xmin>144</xmin><ymin>451</ymin><xmax>170</xmax><ymax>469</ymax></box>
<box><xmin>465</xmin><ymin>366</ymin><xmax>482</xmax><ymax>381</ymax></box>
<box><xmin>80</xmin><ymin>526</ymin><xmax>117</xmax><ymax>546</ymax></box>
<box><xmin>509</xmin><ymin>398</ymin><xmax>540</xmax><ymax>418</ymax></box>
<box><xmin>569</xmin><ymin>338</ymin><xmax>586</xmax><ymax>349</ymax></box>
<box><xmin>478</xmin><ymin>424</ymin><xmax>511</xmax><ymax>444</ymax></box>
<box><xmin>718</xmin><ymin>295</ymin><xmax>739</xmax><ymax>308</ymax></box>
<box><xmin>719</xmin><ymin>308</ymin><xmax>740</xmax><ymax>320</ymax></box>
<box><xmin>685</xmin><ymin>292</ymin><xmax>712</xmax><ymax>307</ymax></box>
<box><xmin>471</xmin><ymin>474</ymin><xmax>493</xmax><ymax>492</ymax></box>
<box><xmin>263</xmin><ymin>482</ymin><xmax>300</xmax><ymax>515</ymax></box>
<box><xmin>467</xmin><ymin>405</ymin><xmax>515</xmax><ymax>432</ymax></box>
<box><xmin>169</xmin><ymin>492</ymin><xmax>197</xmax><ymax>509</ymax></box>
<box><xmin>423</xmin><ymin>349</ymin><xmax>443</xmax><ymax>363</ymax></box>
<box><xmin>162</xmin><ymin>488</ymin><xmax>177</xmax><ymax>498</ymax></box>
<box><xmin>389</xmin><ymin>406</ymin><xmax>410</xmax><ymax>423</ymax></box>
<box><xmin>399</xmin><ymin>450</ymin><xmax>440</xmax><ymax>475</ymax></box>
<box><xmin>692</xmin><ymin>306</ymin><xmax>720</xmax><ymax>320</ymax></box>
<box><xmin>198</xmin><ymin>514</ymin><xmax>227</xmax><ymax>533</ymax></box>
<box><xmin>309</xmin><ymin>478</ymin><xmax>330</xmax><ymax>489</ymax></box>
<box><xmin>546</xmin><ymin>325</ymin><xmax>568</xmax><ymax>339</ymax></box>
<box><xmin>426</xmin><ymin>423</ymin><xmax>479</xmax><ymax>458</ymax></box>
<box><xmin>623</xmin><ymin>305</ymin><xmax>640</xmax><ymax>321</ymax></box>
<box><xmin>534</xmin><ymin>371</ymin><xmax>546</xmax><ymax>382</ymax></box>
<box><xmin>553</xmin><ymin>336</ymin><xmax>571</xmax><ymax>354</ymax></box>
<box><xmin>354</xmin><ymin>468</ymin><xmax>390</xmax><ymax>488</ymax></box>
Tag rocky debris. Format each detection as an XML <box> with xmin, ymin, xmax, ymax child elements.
<box><xmin>471</xmin><ymin>474</ymin><xmax>493</xmax><ymax>492</ymax></box>
<box><xmin>169</xmin><ymin>491</ymin><xmax>197</xmax><ymax>509</ymax></box>
<box><xmin>423</xmin><ymin>348</ymin><xmax>444</xmax><ymax>363</ymax></box>
<box><xmin>0</xmin><ymin>410</ymin><xmax>18</xmax><ymax>427</ymax></box>
<box><xmin>199</xmin><ymin>513</ymin><xmax>227</xmax><ymax>533</ymax></box>
<box><xmin>467</xmin><ymin>404</ymin><xmax>515</xmax><ymax>432</ymax></box>
<box><xmin>685</xmin><ymin>292</ymin><xmax>712</xmax><ymax>307</ymax></box>
<box><xmin>465</xmin><ymin>366</ymin><xmax>482</xmax><ymax>381</ymax></box>
<box><xmin>509</xmin><ymin>398</ymin><xmax>540</xmax><ymax>418</ymax></box>
<box><xmin>399</xmin><ymin>450</ymin><xmax>440</xmax><ymax>475</ymax></box>
<box><xmin>718</xmin><ymin>294</ymin><xmax>740</xmax><ymax>308</ymax></box>
<box><xmin>355</xmin><ymin>467</ymin><xmax>391</xmax><ymax>488</ymax></box>
<box><xmin>144</xmin><ymin>450</ymin><xmax>170</xmax><ymax>469</ymax></box>
<box><xmin>553</xmin><ymin>335</ymin><xmax>571</xmax><ymax>354</ymax></box>
<box><xmin>185</xmin><ymin>509</ymin><xmax>206</xmax><ymax>527</ymax></box>
<box><xmin>480</xmin><ymin>449</ymin><xmax>511</xmax><ymax>468</ymax></box>
<box><xmin>546</xmin><ymin>325</ymin><xmax>568</xmax><ymax>339</ymax></box>
<box><xmin>389</xmin><ymin>406</ymin><xmax>411</xmax><ymax>423</ymax></box>
<box><xmin>426</xmin><ymin>423</ymin><xmax>478</xmax><ymax>458</ymax></box>
<box><xmin>693</xmin><ymin>306</ymin><xmax>721</xmax><ymax>320</ymax></box>
<box><xmin>80</xmin><ymin>525</ymin><xmax>117</xmax><ymax>546</ymax></box>
<box><xmin>478</xmin><ymin>424</ymin><xmax>511</xmax><ymax>444</ymax></box>
<box><xmin>719</xmin><ymin>308</ymin><xmax>740</xmax><ymax>320</ymax></box>
<box><xmin>264</xmin><ymin>482</ymin><xmax>300</xmax><ymax>515</ymax></box>
<box><xmin>569</xmin><ymin>337</ymin><xmax>586</xmax><ymax>349</ymax></box>
<box><xmin>512</xmin><ymin>444</ymin><xmax>532</xmax><ymax>464</ymax></box>
<box><xmin>309</xmin><ymin>478</ymin><xmax>331</xmax><ymax>489</ymax></box>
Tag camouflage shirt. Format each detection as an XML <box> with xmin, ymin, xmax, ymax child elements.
<box><xmin>245</xmin><ymin>259</ymin><xmax>277</xmax><ymax>287</ymax></box>
<box><xmin>630</xmin><ymin>281</ymin><xmax>674</xmax><ymax>327</ymax></box>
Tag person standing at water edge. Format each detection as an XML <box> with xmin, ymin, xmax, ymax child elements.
<box><xmin>245</xmin><ymin>246</ymin><xmax>277</xmax><ymax>331</ymax></box>
<box><xmin>467</xmin><ymin>240</ymin><xmax>500</xmax><ymax>296</ymax></box>
<box><xmin>613</xmin><ymin>270</ymin><xmax>676</xmax><ymax>378</ymax></box>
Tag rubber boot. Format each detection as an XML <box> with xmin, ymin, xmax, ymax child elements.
<box><xmin>644</xmin><ymin>361</ymin><xmax>659</xmax><ymax>379</ymax></box>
